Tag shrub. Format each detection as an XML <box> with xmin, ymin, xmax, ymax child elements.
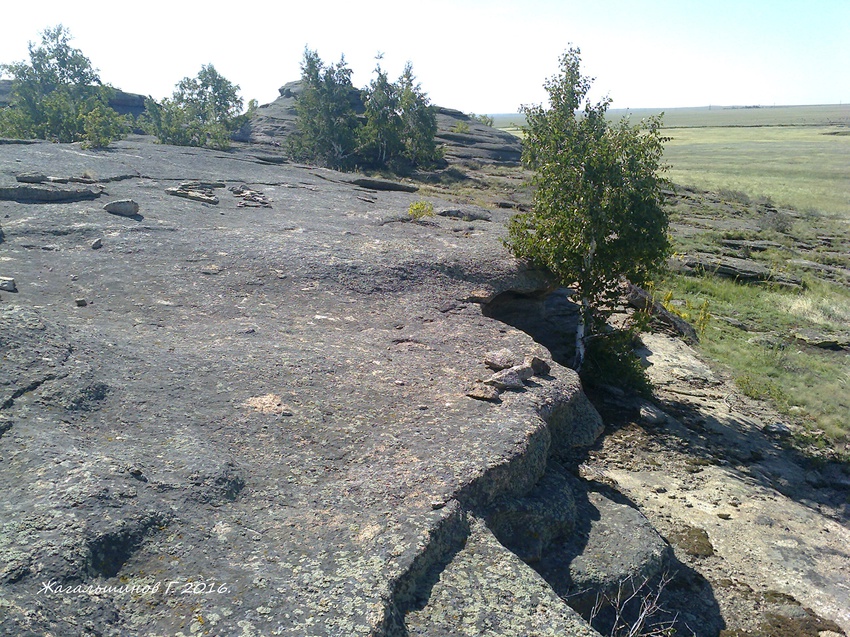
<box><xmin>359</xmin><ymin>60</ymin><xmax>441</xmax><ymax>171</ymax></box>
<box><xmin>144</xmin><ymin>64</ymin><xmax>251</xmax><ymax>150</ymax></box>
<box><xmin>0</xmin><ymin>25</ymin><xmax>125</xmax><ymax>146</ymax></box>
<box><xmin>451</xmin><ymin>120</ymin><xmax>471</xmax><ymax>134</ymax></box>
<box><xmin>81</xmin><ymin>100</ymin><xmax>128</xmax><ymax>149</ymax></box>
<box><xmin>470</xmin><ymin>113</ymin><xmax>494</xmax><ymax>127</ymax></box>
<box><xmin>579</xmin><ymin>320</ymin><xmax>653</xmax><ymax>396</ymax></box>
<box><xmin>290</xmin><ymin>49</ymin><xmax>360</xmax><ymax>169</ymax></box>
<box><xmin>292</xmin><ymin>50</ymin><xmax>441</xmax><ymax>172</ymax></box>
<box><xmin>408</xmin><ymin>200</ymin><xmax>435</xmax><ymax>220</ymax></box>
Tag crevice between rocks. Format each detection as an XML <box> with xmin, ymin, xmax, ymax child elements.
<box><xmin>1</xmin><ymin>374</ymin><xmax>57</xmax><ymax>410</ymax></box>
<box><xmin>379</xmin><ymin>377</ymin><xmax>605</xmax><ymax>635</ymax></box>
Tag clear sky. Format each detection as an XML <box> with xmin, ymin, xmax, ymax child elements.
<box><xmin>1</xmin><ymin>0</ymin><xmax>847</xmax><ymax>114</ymax></box>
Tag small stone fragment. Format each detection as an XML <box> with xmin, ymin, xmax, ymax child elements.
<box><xmin>75</xmin><ymin>298</ymin><xmax>88</xmax><ymax>307</ymax></box>
<box><xmin>510</xmin><ymin>363</ymin><xmax>534</xmax><ymax>381</ymax></box>
<box><xmin>639</xmin><ymin>401</ymin><xmax>669</xmax><ymax>425</ymax></box>
<box><xmin>484</xmin><ymin>348</ymin><xmax>519</xmax><ymax>370</ymax></box>
<box><xmin>484</xmin><ymin>368</ymin><xmax>525</xmax><ymax>390</ymax></box>
<box><xmin>524</xmin><ymin>355</ymin><xmax>551</xmax><ymax>376</ymax></box>
<box><xmin>717</xmin><ymin>512</ymin><xmax>732</xmax><ymax>520</ymax></box>
<box><xmin>104</xmin><ymin>199</ymin><xmax>140</xmax><ymax>216</ymax></box>
<box><xmin>91</xmin><ymin>238</ymin><xmax>103</xmax><ymax>250</ymax></box>
<box><xmin>466</xmin><ymin>382</ymin><xmax>501</xmax><ymax>402</ymax></box>
<box><xmin>166</xmin><ymin>186</ymin><xmax>219</xmax><ymax>204</ymax></box>
<box><xmin>0</xmin><ymin>277</ymin><xmax>17</xmax><ymax>292</ymax></box>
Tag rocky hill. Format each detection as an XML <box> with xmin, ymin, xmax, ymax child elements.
<box><xmin>1</xmin><ymin>131</ymin><xmax>847</xmax><ymax>636</ymax></box>
<box><xmin>235</xmin><ymin>80</ymin><xmax>523</xmax><ymax>166</ymax></box>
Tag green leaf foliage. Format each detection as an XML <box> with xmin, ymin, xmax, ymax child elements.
<box><xmin>508</xmin><ymin>47</ymin><xmax>670</xmax><ymax>333</ymax></box>
<box><xmin>0</xmin><ymin>25</ymin><xmax>126</xmax><ymax>147</ymax></box>
<box><xmin>292</xmin><ymin>50</ymin><xmax>441</xmax><ymax>172</ymax></box>
<box><xmin>143</xmin><ymin>64</ymin><xmax>250</xmax><ymax>150</ymax></box>
<box><xmin>290</xmin><ymin>49</ymin><xmax>360</xmax><ymax>169</ymax></box>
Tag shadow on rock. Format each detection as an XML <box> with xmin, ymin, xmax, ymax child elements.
<box><xmin>530</xmin><ymin>476</ymin><xmax>724</xmax><ymax>637</ymax></box>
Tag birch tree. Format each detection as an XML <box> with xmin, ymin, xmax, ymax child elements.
<box><xmin>507</xmin><ymin>47</ymin><xmax>670</xmax><ymax>370</ymax></box>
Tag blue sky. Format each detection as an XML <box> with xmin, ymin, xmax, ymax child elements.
<box><xmin>1</xmin><ymin>0</ymin><xmax>847</xmax><ymax>113</ymax></box>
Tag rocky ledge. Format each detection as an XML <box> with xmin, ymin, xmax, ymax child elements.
<box><xmin>0</xmin><ymin>137</ymin><xmax>677</xmax><ymax>636</ymax></box>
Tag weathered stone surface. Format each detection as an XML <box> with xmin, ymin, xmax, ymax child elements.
<box><xmin>487</xmin><ymin>462</ymin><xmax>578</xmax><ymax>562</ymax></box>
<box><xmin>349</xmin><ymin>177</ymin><xmax>418</xmax><ymax>192</ymax></box>
<box><xmin>484</xmin><ymin>367</ymin><xmax>525</xmax><ymax>390</ymax></box>
<box><xmin>637</xmin><ymin>333</ymin><xmax>720</xmax><ymax>389</ymax></box>
<box><xmin>484</xmin><ymin>347</ymin><xmax>520</xmax><ymax>370</ymax></box>
<box><xmin>596</xmin><ymin>328</ymin><xmax>850</xmax><ymax>635</ymax></box>
<box><xmin>15</xmin><ymin>171</ymin><xmax>48</xmax><ymax>184</ymax></box>
<box><xmin>405</xmin><ymin>517</ymin><xmax>598</xmax><ymax>637</ymax></box>
<box><xmin>525</xmin><ymin>355</ymin><xmax>552</xmax><ymax>377</ymax></box>
<box><xmin>0</xmin><ymin>183</ymin><xmax>102</xmax><ymax>203</ymax></box>
<box><xmin>438</xmin><ymin>208</ymin><xmax>492</xmax><ymax>222</ymax></box>
<box><xmin>792</xmin><ymin>329</ymin><xmax>850</xmax><ymax>350</ymax></box>
<box><xmin>465</xmin><ymin>382</ymin><xmax>501</xmax><ymax>402</ymax></box>
<box><xmin>0</xmin><ymin>137</ymin><xmax>604</xmax><ymax>636</ymax></box>
<box><xmin>719</xmin><ymin>238</ymin><xmax>783</xmax><ymax>252</ymax></box>
<box><xmin>165</xmin><ymin>184</ymin><xmax>219</xmax><ymax>204</ymax></box>
<box><xmin>639</xmin><ymin>400</ymin><xmax>670</xmax><ymax>424</ymax></box>
<box><xmin>103</xmin><ymin>198</ymin><xmax>140</xmax><ymax>216</ymax></box>
<box><xmin>511</xmin><ymin>362</ymin><xmax>535</xmax><ymax>381</ymax></box>
<box><xmin>535</xmin><ymin>481</ymin><xmax>673</xmax><ymax>614</ymax></box>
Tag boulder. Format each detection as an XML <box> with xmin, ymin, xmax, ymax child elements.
<box><xmin>103</xmin><ymin>199</ymin><xmax>139</xmax><ymax>216</ymax></box>
<box><xmin>15</xmin><ymin>172</ymin><xmax>48</xmax><ymax>184</ymax></box>
<box><xmin>535</xmin><ymin>481</ymin><xmax>673</xmax><ymax>614</ymax></box>
<box><xmin>0</xmin><ymin>277</ymin><xmax>17</xmax><ymax>292</ymax></box>
<box><xmin>484</xmin><ymin>368</ymin><xmax>526</xmax><ymax>390</ymax></box>
<box><xmin>236</xmin><ymin>80</ymin><xmax>523</xmax><ymax>167</ymax></box>
<box><xmin>487</xmin><ymin>462</ymin><xmax>578</xmax><ymax>562</ymax></box>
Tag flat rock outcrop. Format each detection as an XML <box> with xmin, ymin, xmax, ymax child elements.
<box><xmin>0</xmin><ymin>137</ymin><xmax>612</xmax><ymax>636</ymax></box>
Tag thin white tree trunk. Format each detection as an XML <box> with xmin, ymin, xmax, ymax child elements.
<box><xmin>574</xmin><ymin>296</ymin><xmax>590</xmax><ymax>371</ymax></box>
<box><xmin>574</xmin><ymin>238</ymin><xmax>597</xmax><ymax>371</ymax></box>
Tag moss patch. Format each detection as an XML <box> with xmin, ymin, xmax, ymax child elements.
<box><xmin>668</xmin><ymin>525</ymin><xmax>714</xmax><ymax>558</ymax></box>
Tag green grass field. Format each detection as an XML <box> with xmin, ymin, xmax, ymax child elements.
<box><xmin>494</xmin><ymin>104</ymin><xmax>850</xmax><ymax>217</ymax></box>
<box><xmin>663</xmin><ymin>124</ymin><xmax>850</xmax><ymax>216</ymax></box>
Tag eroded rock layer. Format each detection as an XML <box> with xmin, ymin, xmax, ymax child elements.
<box><xmin>1</xmin><ymin>138</ymin><xmax>613</xmax><ymax>636</ymax></box>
